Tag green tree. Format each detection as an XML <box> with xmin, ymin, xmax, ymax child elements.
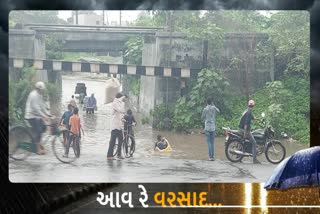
<box><xmin>9</xmin><ymin>11</ymin><xmax>66</xmax><ymax>28</ymax></box>
<box><xmin>172</xmin><ymin>68</ymin><xmax>230</xmax><ymax>131</ymax></box>
<box><xmin>45</xmin><ymin>34</ymin><xmax>65</xmax><ymax>60</ymax></box>
<box><xmin>123</xmin><ymin>36</ymin><xmax>143</xmax><ymax>65</ymax></box>
<box><xmin>268</xmin><ymin>11</ymin><xmax>309</xmax><ymax>78</ymax></box>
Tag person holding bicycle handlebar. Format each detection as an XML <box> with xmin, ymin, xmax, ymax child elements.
<box><xmin>107</xmin><ymin>93</ymin><xmax>127</xmax><ymax>160</ymax></box>
<box><xmin>24</xmin><ymin>81</ymin><xmax>54</xmax><ymax>155</ymax></box>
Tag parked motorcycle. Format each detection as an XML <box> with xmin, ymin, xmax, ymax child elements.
<box><xmin>222</xmin><ymin>112</ymin><xmax>286</xmax><ymax>164</ymax></box>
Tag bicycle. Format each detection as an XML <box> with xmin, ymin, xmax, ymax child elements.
<box><xmin>61</xmin><ymin>126</ymin><xmax>82</xmax><ymax>160</ymax></box>
<box><xmin>112</xmin><ymin>124</ymin><xmax>136</xmax><ymax>158</ymax></box>
<box><xmin>9</xmin><ymin>118</ymin><xmax>82</xmax><ymax>164</ymax></box>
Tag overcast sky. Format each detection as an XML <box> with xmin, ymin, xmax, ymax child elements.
<box><xmin>58</xmin><ymin>10</ymin><xmax>277</xmax><ymax>24</ymax></box>
<box><xmin>58</xmin><ymin>10</ymin><xmax>141</xmax><ymax>23</ymax></box>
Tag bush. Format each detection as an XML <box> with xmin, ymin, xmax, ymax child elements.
<box><xmin>151</xmin><ymin>104</ymin><xmax>174</xmax><ymax>129</ymax></box>
<box><xmin>171</xmin><ymin>74</ymin><xmax>309</xmax><ymax>144</ymax></box>
<box><xmin>9</xmin><ymin>67</ymin><xmax>61</xmax><ymax>125</ymax></box>
<box><xmin>141</xmin><ymin>116</ymin><xmax>150</xmax><ymax>125</ymax></box>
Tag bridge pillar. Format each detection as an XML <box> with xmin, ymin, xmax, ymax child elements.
<box><xmin>9</xmin><ymin>29</ymin><xmax>48</xmax><ymax>82</ymax></box>
<box><xmin>9</xmin><ymin>29</ymin><xmax>62</xmax><ymax>113</ymax></box>
<box><xmin>139</xmin><ymin>36</ymin><xmax>159</xmax><ymax>118</ymax></box>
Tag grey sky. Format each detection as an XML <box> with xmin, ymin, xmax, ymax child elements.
<box><xmin>58</xmin><ymin>10</ymin><xmax>141</xmax><ymax>23</ymax></box>
<box><xmin>58</xmin><ymin>10</ymin><xmax>277</xmax><ymax>23</ymax></box>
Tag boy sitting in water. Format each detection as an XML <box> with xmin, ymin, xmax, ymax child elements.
<box><xmin>154</xmin><ymin>135</ymin><xmax>171</xmax><ymax>151</ymax></box>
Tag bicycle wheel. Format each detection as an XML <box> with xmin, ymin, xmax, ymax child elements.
<box><xmin>123</xmin><ymin>136</ymin><xmax>135</xmax><ymax>158</ymax></box>
<box><xmin>72</xmin><ymin>135</ymin><xmax>81</xmax><ymax>158</ymax></box>
<box><xmin>128</xmin><ymin>137</ymin><xmax>135</xmax><ymax>157</ymax></box>
<box><xmin>9</xmin><ymin>125</ymin><xmax>34</xmax><ymax>160</ymax></box>
<box><xmin>52</xmin><ymin>130</ymin><xmax>77</xmax><ymax>163</ymax></box>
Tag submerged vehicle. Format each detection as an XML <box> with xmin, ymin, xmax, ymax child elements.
<box><xmin>75</xmin><ymin>83</ymin><xmax>87</xmax><ymax>104</ymax></box>
<box><xmin>223</xmin><ymin>112</ymin><xmax>286</xmax><ymax>164</ymax></box>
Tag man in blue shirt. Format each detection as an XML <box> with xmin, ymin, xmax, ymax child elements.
<box><xmin>60</xmin><ymin>104</ymin><xmax>73</xmax><ymax>145</ymax></box>
<box><xmin>239</xmin><ymin>100</ymin><xmax>260</xmax><ymax>164</ymax></box>
<box><xmin>201</xmin><ymin>98</ymin><xmax>220</xmax><ymax>161</ymax></box>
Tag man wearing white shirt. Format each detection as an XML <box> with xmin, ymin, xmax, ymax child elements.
<box><xmin>107</xmin><ymin>93</ymin><xmax>126</xmax><ymax>160</ymax></box>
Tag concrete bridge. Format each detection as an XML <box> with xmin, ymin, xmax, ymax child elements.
<box><xmin>9</xmin><ymin>25</ymin><xmax>274</xmax><ymax>119</ymax></box>
<box><xmin>12</xmin><ymin>24</ymin><xmax>165</xmax><ymax>52</ymax></box>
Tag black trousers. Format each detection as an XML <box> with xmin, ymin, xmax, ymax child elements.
<box><xmin>107</xmin><ymin>129</ymin><xmax>123</xmax><ymax>157</ymax></box>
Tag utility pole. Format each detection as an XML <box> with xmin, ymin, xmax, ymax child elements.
<box><xmin>75</xmin><ymin>11</ymin><xmax>78</xmax><ymax>25</ymax></box>
<box><xmin>166</xmin><ymin>11</ymin><xmax>174</xmax><ymax>116</ymax></box>
<box><xmin>102</xmin><ymin>10</ymin><xmax>105</xmax><ymax>25</ymax></box>
<box><xmin>119</xmin><ymin>11</ymin><xmax>122</xmax><ymax>26</ymax></box>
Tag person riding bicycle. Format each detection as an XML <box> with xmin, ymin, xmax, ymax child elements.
<box><xmin>64</xmin><ymin>107</ymin><xmax>81</xmax><ymax>158</ymax></box>
<box><xmin>60</xmin><ymin>104</ymin><xmax>73</xmax><ymax>145</ymax></box>
<box><xmin>239</xmin><ymin>100</ymin><xmax>260</xmax><ymax>164</ymax></box>
<box><xmin>24</xmin><ymin>81</ymin><xmax>53</xmax><ymax>155</ymax></box>
<box><xmin>154</xmin><ymin>135</ymin><xmax>171</xmax><ymax>151</ymax></box>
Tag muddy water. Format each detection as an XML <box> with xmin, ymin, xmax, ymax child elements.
<box><xmin>59</xmin><ymin>75</ymin><xmax>309</xmax><ymax>162</ymax></box>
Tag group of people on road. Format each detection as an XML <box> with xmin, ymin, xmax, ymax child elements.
<box><xmin>25</xmin><ymin>81</ymin><xmax>258</xmax><ymax>163</ymax></box>
<box><xmin>201</xmin><ymin>98</ymin><xmax>260</xmax><ymax>164</ymax></box>
<box><xmin>60</xmin><ymin>103</ymin><xmax>81</xmax><ymax>158</ymax></box>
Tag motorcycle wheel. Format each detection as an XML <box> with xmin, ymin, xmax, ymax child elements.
<box><xmin>265</xmin><ymin>141</ymin><xmax>286</xmax><ymax>164</ymax></box>
<box><xmin>225</xmin><ymin>140</ymin><xmax>244</xmax><ymax>163</ymax></box>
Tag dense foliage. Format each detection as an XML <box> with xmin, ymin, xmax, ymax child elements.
<box><xmin>130</xmin><ymin>11</ymin><xmax>310</xmax><ymax>144</ymax></box>
<box><xmin>9</xmin><ymin>67</ymin><xmax>61</xmax><ymax>125</ymax></box>
<box><xmin>9</xmin><ymin>11</ymin><xmax>66</xmax><ymax>28</ymax></box>
<box><xmin>45</xmin><ymin>34</ymin><xmax>65</xmax><ymax>60</ymax></box>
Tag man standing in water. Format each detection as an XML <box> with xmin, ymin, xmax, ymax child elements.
<box><xmin>86</xmin><ymin>93</ymin><xmax>97</xmax><ymax>114</ymax></box>
<box><xmin>107</xmin><ymin>93</ymin><xmax>126</xmax><ymax>160</ymax></box>
<box><xmin>239</xmin><ymin>100</ymin><xmax>260</xmax><ymax>164</ymax></box>
<box><xmin>69</xmin><ymin>95</ymin><xmax>77</xmax><ymax>109</ymax></box>
<box><xmin>201</xmin><ymin>98</ymin><xmax>220</xmax><ymax>161</ymax></box>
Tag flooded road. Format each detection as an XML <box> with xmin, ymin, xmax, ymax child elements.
<box><xmin>9</xmin><ymin>75</ymin><xmax>309</xmax><ymax>183</ymax></box>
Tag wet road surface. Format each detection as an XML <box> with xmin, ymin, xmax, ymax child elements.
<box><xmin>9</xmin><ymin>75</ymin><xmax>309</xmax><ymax>183</ymax></box>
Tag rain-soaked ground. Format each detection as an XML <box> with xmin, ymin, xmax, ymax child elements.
<box><xmin>9</xmin><ymin>75</ymin><xmax>309</xmax><ymax>183</ymax></box>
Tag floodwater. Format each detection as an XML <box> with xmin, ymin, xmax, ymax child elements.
<box><xmin>9</xmin><ymin>74</ymin><xmax>309</xmax><ymax>183</ymax></box>
<box><xmin>59</xmin><ymin>75</ymin><xmax>308</xmax><ymax>162</ymax></box>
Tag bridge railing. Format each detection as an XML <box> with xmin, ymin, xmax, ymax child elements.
<box><xmin>9</xmin><ymin>58</ymin><xmax>200</xmax><ymax>78</ymax></box>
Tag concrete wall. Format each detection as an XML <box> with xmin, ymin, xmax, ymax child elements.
<box><xmin>156</xmin><ymin>32</ymin><xmax>203</xmax><ymax>69</ymax></box>
<box><xmin>9</xmin><ymin>30</ymin><xmax>38</xmax><ymax>58</ymax></box>
<box><xmin>139</xmin><ymin>33</ymin><xmax>201</xmax><ymax>119</ymax></box>
<box><xmin>9</xmin><ymin>29</ymin><xmax>48</xmax><ymax>82</ymax></box>
<box><xmin>139</xmin><ymin>39</ymin><xmax>158</xmax><ymax>117</ymax></box>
